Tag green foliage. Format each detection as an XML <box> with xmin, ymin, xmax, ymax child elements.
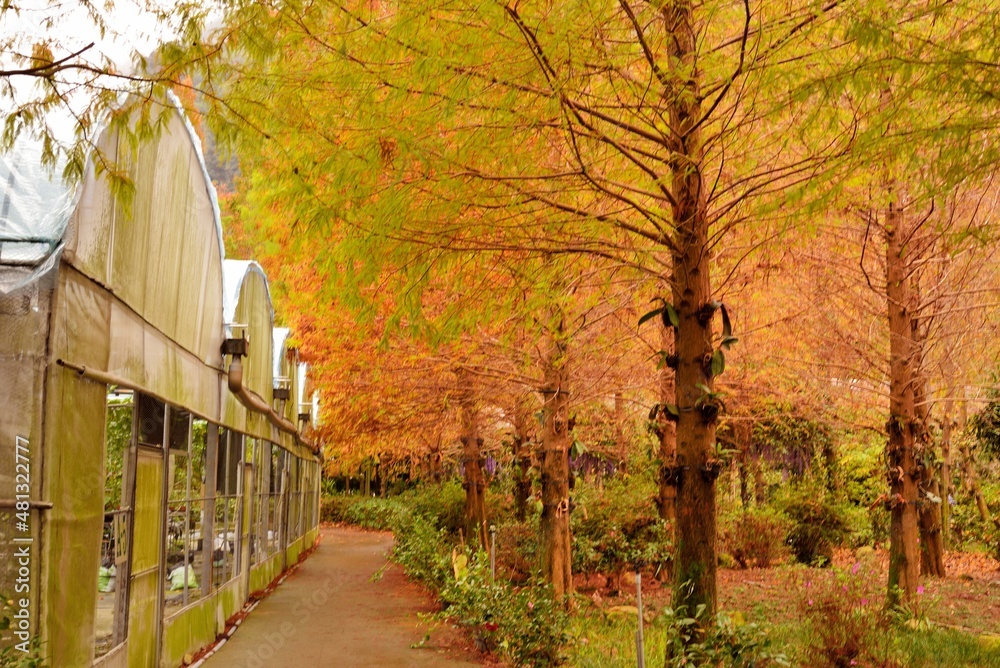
<box><xmin>571</xmin><ymin>476</ymin><xmax>671</xmax><ymax>575</ymax></box>
<box><xmin>950</xmin><ymin>479</ymin><xmax>1000</xmax><ymax>551</ymax></box>
<box><xmin>391</xmin><ymin>512</ymin><xmax>453</xmax><ymax>590</ymax></box>
<box><xmin>342</xmin><ymin>498</ymin><xmax>410</xmax><ymax>530</ymax></box>
<box><xmin>776</xmin><ymin>481</ymin><xmax>849</xmax><ymax>566</ymax></box>
<box><xmin>0</xmin><ymin>596</ymin><xmax>44</xmax><ymax>667</ymax></box>
<box><xmin>661</xmin><ymin>603</ymin><xmax>788</xmax><ymax>668</ymax></box>
<box><xmin>750</xmin><ymin>403</ymin><xmax>832</xmax><ymax>479</ymax></box>
<box><xmin>494</xmin><ymin>521</ymin><xmax>540</xmax><ymax>584</ymax></box>
<box><xmin>971</xmin><ymin>390</ymin><xmax>1000</xmax><ymax>457</ymax></box>
<box><xmin>440</xmin><ymin>554</ymin><xmax>569</xmax><ymax>667</ymax></box>
<box><xmin>396</xmin><ymin>480</ymin><xmax>467</xmax><ymax>534</ymax></box>
<box><xmin>719</xmin><ymin>507</ymin><xmax>791</xmax><ymax>569</ymax></box>
<box><xmin>838</xmin><ymin>433</ymin><xmax>891</xmax><ymax>547</ymax></box>
<box><xmin>104</xmin><ymin>398</ymin><xmax>132</xmax><ymax>511</ymax></box>
<box><xmin>897</xmin><ymin>629</ymin><xmax>1000</xmax><ymax>668</ymax></box>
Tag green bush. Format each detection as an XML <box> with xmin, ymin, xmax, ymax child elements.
<box><xmin>719</xmin><ymin>507</ymin><xmax>791</xmax><ymax>568</ymax></box>
<box><xmin>440</xmin><ymin>553</ymin><xmax>569</xmax><ymax>667</ymax></box>
<box><xmin>320</xmin><ymin>495</ymin><xmax>362</xmax><ymax>523</ymax></box>
<box><xmin>661</xmin><ymin>602</ymin><xmax>788</xmax><ymax>668</ymax></box>
<box><xmin>838</xmin><ymin>434</ymin><xmax>891</xmax><ymax>547</ymax></box>
<box><xmin>777</xmin><ymin>482</ymin><xmax>849</xmax><ymax>566</ymax></box>
<box><xmin>572</xmin><ymin>476</ymin><xmax>671</xmax><ymax>575</ymax></box>
<box><xmin>950</xmin><ymin>479</ymin><xmax>1000</xmax><ymax>553</ymax></box>
<box><xmin>397</xmin><ymin>480</ymin><xmax>468</xmax><ymax>534</ymax></box>
<box><xmin>391</xmin><ymin>512</ymin><xmax>453</xmax><ymax>590</ymax></box>
<box><xmin>343</xmin><ymin>498</ymin><xmax>410</xmax><ymax>530</ymax></box>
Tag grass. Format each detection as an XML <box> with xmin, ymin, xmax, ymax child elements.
<box><xmin>567</xmin><ymin>605</ymin><xmax>1000</xmax><ymax>667</ymax></box>
<box><xmin>565</xmin><ymin>561</ymin><xmax>1000</xmax><ymax>668</ymax></box>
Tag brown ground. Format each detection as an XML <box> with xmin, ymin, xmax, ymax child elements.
<box><xmin>574</xmin><ymin>548</ymin><xmax>1000</xmax><ymax>636</ymax></box>
<box><xmin>200</xmin><ymin>526</ymin><xmax>493</xmax><ymax>668</ymax></box>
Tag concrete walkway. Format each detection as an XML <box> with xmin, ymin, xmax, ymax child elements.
<box><xmin>200</xmin><ymin>527</ymin><xmax>484</xmax><ymax>668</ymax></box>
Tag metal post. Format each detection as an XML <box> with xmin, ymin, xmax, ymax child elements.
<box><xmin>489</xmin><ymin>524</ymin><xmax>497</xmax><ymax>582</ymax></box>
<box><xmin>635</xmin><ymin>571</ymin><xmax>645</xmax><ymax>668</ymax></box>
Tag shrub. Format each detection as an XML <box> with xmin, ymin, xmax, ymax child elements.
<box><xmin>398</xmin><ymin>480</ymin><xmax>468</xmax><ymax>534</ymax></box>
<box><xmin>661</xmin><ymin>601</ymin><xmax>788</xmax><ymax>668</ymax></box>
<box><xmin>778</xmin><ymin>482</ymin><xmax>849</xmax><ymax>566</ymax></box>
<box><xmin>320</xmin><ymin>495</ymin><xmax>361</xmax><ymax>523</ymax></box>
<box><xmin>440</xmin><ymin>554</ymin><xmax>569</xmax><ymax>667</ymax></box>
<box><xmin>839</xmin><ymin>436</ymin><xmax>890</xmax><ymax>547</ymax></box>
<box><xmin>391</xmin><ymin>511</ymin><xmax>453</xmax><ymax>590</ymax></box>
<box><xmin>495</xmin><ymin>521</ymin><xmax>539</xmax><ymax>583</ymax></box>
<box><xmin>799</xmin><ymin>560</ymin><xmax>901</xmax><ymax>668</ymax></box>
<box><xmin>720</xmin><ymin>507</ymin><xmax>791</xmax><ymax>569</ymax></box>
<box><xmin>572</xmin><ymin>477</ymin><xmax>671</xmax><ymax>575</ymax></box>
<box><xmin>343</xmin><ymin>498</ymin><xmax>410</xmax><ymax>530</ymax></box>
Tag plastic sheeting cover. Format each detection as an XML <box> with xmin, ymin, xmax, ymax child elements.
<box><xmin>0</xmin><ymin>137</ymin><xmax>77</xmax><ymax>294</ymax></box>
<box><xmin>273</xmin><ymin>327</ymin><xmax>290</xmax><ymax>379</ymax></box>
<box><xmin>222</xmin><ymin>260</ymin><xmax>274</xmax><ymax>332</ymax></box>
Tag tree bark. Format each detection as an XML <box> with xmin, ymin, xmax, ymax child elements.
<box><xmin>909</xmin><ymin>236</ymin><xmax>945</xmax><ymax>578</ymax></box>
<box><xmin>663</xmin><ymin>0</ymin><xmax>719</xmax><ymax>618</ymax></box>
<box><xmin>538</xmin><ymin>319</ymin><xmax>573</xmax><ymax>601</ymax></box>
<box><xmin>457</xmin><ymin>368</ymin><xmax>488</xmax><ymax>550</ymax></box>
<box><xmin>885</xmin><ymin>202</ymin><xmax>922</xmax><ymax>605</ymax></box>
<box><xmin>656</xmin><ymin>320</ymin><xmax>677</xmax><ymax>528</ymax></box>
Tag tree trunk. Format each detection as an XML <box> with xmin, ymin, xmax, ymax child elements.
<box><xmin>663</xmin><ymin>0</ymin><xmax>718</xmax><ymax>619</ymax></box>
<box><xmin>753</xmin><ymin>455</ymin><xmax>766</xmax><ymax>506</ymax></box>
<box><xmin>457</xmin><ymin>368</ymin><xmax>488</xmax><ymax>550</ymax></box>
<box><xmin>512</xmin><ymin>402</ymin><xmax>533</xmax><ymax>523</ymax></box>
<box><xmin>539</xmin><ymin>320</ymin><xmax>573</xmax><ymax>601</ymax></box>
<box><xmin>656</xmin><ymin>319</ymin><xmax>677</xmax><ymax>528</ymax></box>
<box><xmin>885</xmin><ymin>202</ymin><xmax>922</xmax><ymax>605</ymax></box>
<box><xmin>940</xmin><ymin>409</ymin><xmax>952</xmax><ymax>549</ymax></box>
<box><xmin>909</xmin><ymin>244</ymin><xmax>945</xmax><ymax>578</ymax></box>
<box><xmin>738</xmin><ymin>456</ymin><xmax>750</xmax><ymax>509</ymax></box>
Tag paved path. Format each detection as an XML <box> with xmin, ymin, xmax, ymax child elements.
<box><xmin>200</xmin><ymin>527</ymin><xmax>484</xmax><ymax>668</ymax></box>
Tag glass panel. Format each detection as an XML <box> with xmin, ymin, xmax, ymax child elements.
<box><xmin>212</xmin><ymin>430</ymin><xmax>242</xmax><ymax>587</ymax></box>
<box><xmin>163</xmin><ymin>411</ymin><xmax>209</xmax><ymax>617</ymax></box>
<box><xmin>95</xmin><ymin>389</ymin><xmax>135</xmax><ymax>658</ymax></box>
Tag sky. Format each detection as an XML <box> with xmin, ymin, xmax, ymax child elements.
<box><xmin>0</xmin><ymin>0</ymin><xmax>211</xmax><ymax>142</ymax></box>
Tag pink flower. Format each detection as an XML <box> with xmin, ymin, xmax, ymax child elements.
<box><xmin>527</xmin><ymin>601</ymin><xmax>534</xmax><ymax>610</ymax></box>
<box><xmin>808</xmin><ymin>599</ymin><xmax>813</xmax><ymax>606</ymax></box>
<box><xmin>851</xmin><ymin>562</ymin><xmax>861</xmax><ymax>575</ymax></box>
<box><xmin>842</xmin><ymin>585</ymin><xmax>848</xmax><ymax>592</ymax></box>
<box><xmin>860</xmin><ymin>598</ymin><xmax>869</xmax><ymax>606</ymax></box>
<box><xmin>917</xmin><ymin>585</ymin><xmax>925</xmax><ymax>595</ymax></box>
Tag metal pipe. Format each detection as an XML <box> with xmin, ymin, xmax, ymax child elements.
<box><xmin>636</xmin><ymin>571</ymin><xmax>645</xmax><ymax>668</ymax></box>
<box><xmin>489</xmin><ymin>525</ymin><xmax>496</xmax><ymax>583</ymax></box>
<box><xmin>226</xmin><ymin>356</ymin><xmax>299</xmax><ymax>436</ymax></box>
<box><xmin>0</xmin><ymin>500</ymin><xmax>52</xmax><ymax>509</ymax></box>
<box><xmin>56</xmin><ymin>358</ymin><xmax>318</xmax><ymax>453</ymax></box>
<box><xmin>56</xmin><ymin>359</ymin><xmax>217</xmax><ymax>424</ymax></box>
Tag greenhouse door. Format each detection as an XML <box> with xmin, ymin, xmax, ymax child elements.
<box><xmin>126</xmin><ymin>397</ymin><xmax>167</xmax><ymax>667</ymax></box>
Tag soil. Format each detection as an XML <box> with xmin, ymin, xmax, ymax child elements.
<box><xmin>573</xmin><ymin>548</ymin><xmax>1000</xmax><ymax>636</ymax></box>
<box><xmin>199</xmin><ymin>525</ymin><xmax>496</xmax><ymax>667</ymax></box>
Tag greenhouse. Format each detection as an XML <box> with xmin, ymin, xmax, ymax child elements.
<box><xmin>0</xmin><ymin>95</ymin><xmax>321</xmax><ymax>668</ymax></box>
